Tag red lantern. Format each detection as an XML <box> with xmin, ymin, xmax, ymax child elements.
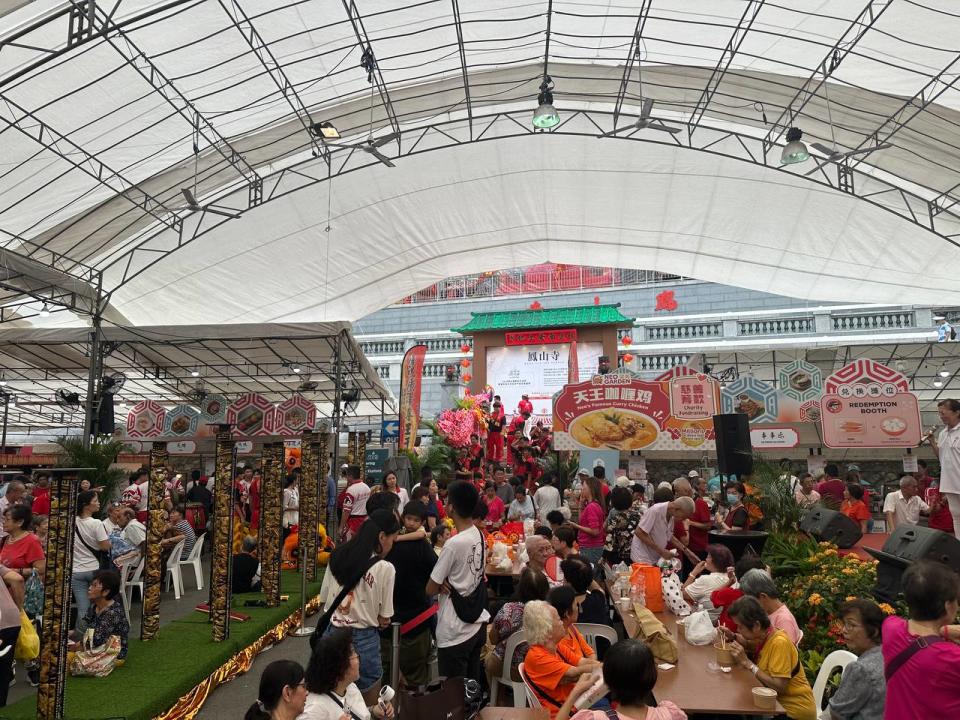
<box><xmin>460</xmin><ymin>343</ymin><xmax>471</xmax><ymax>354</ymax></box>
<box><xmin>622</xmin><ymin>353</ymin><xmax>634</xmax><ymax>364</ymax></box>
<box><xmin>529</xmin><ymin>301</ymin><xmax>542</xmax><ymax>310</ymax></box>
<box><xmin>463</xmin><ymin>373</ymin><xmax>473</xmax><ymax>383</ymax></box>
<box><xmin>593</xmin><ymin>296</ymin><xmax>600</xmax><ymax>305</ymax></box>
<box><xmin>460</xmin><ymin>358</ymin><xmax>471</xmax><ymax>369</ymax></box>
<box><xmin>621</xmin><ymin>335</ymin><xmax>632</xmax><ymax>346</ymax></box>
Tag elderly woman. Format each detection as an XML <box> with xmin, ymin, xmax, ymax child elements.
<box><xmin>726</xmin><ymin>596</ymin><xmax>816</xmax><ymax>720</ymax></box>
<box><xmin>737</xmin><ymin>568</ymin><xmax>801</xmax><ymax>644</ymax></box>
<box><xmin>522</xmin><ymin>599</ymin><xmax>600</xmax><ymax>718</ymax></box>
<box><xmin>825</xmin><ymin>599</ymin><xmax>885</xmax><ymax>720</ymax></box>
<box><xmin>882</xmin><ymin>560</ymin><xmax>960</xmax><ymax>718</ymax></box>
<box><xmin>300</xmin><ymin>628</ymin><xmax>395</xmax><ymax>720</ymax></box>
<box><xmin>485</xmin><ymin>568</ymin><xmax>549</xmax><ymax>688</ymax></box>
<box><xmin>523</xmin><ymin>535</ymin><xmax>555</xmax><ymax>575</ymax></box>
<box><xmin>681</xmin><ymin>543</ymin><xmax>734</xmax><ymax>607</ymax></box>
<box><xmin>555</xmin><ymin>639</ymin><xmax>686</xmax><ymax>720</ymax></box>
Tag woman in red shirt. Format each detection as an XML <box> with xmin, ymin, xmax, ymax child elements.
<box><xmin>840</xmin><ymin>483</ymin><xmax>871</xmax><ymax>533</ymax></box>
<box><xmin>0</xmin><ymin>506</ymin><xmax>45</xmax><ymax>583</ymax></box>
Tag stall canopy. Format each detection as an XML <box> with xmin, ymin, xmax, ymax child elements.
<box><xmin>0</xmin><ymin>322</ymin><xmax>393</xmax><ymax>430</ymax></box>
<box><xmin>2</xmin><ymin>1</ymin><xmax>960</xmax><ymax>327</ymax></box>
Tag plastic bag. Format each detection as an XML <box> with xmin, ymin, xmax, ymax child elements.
<box><xmin>684</xmin><ymin>610</ymin><xmax>717</xmax><ymax>646</ymax></box>
<box><xmin>69</xmin><ymin>635</ymin><xmax>121</xmax><ymax>677</ymax></box>
<box><xmin>14</xmin><ymin>611</ymin><xmax>39</xmax><ymax>661</ymax></box>
<box><xmin>661</xmin><ymin>572</ymin><xmax>692</xmax><ymax>616</ymax></box>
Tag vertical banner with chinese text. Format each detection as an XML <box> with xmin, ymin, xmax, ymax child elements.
<box><xmin>399</xmin><ymin>344</ymin><xmax>428</xmax><ymax>451</ymax></box>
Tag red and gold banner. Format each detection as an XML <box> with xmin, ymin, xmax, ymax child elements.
<box><xmin>568</xmin><ymin>339</ymin><xmax>579</xmax><ymax>384</ymax></box>
<box><xmin>399</xmin><ymin>344</ymin><xmax>428</xmax><ymax>451</ymax></box>
<box><xmin>505</xmin><ymin>328</ymin><xmax>577</xmax><ymax>346</ymax></box>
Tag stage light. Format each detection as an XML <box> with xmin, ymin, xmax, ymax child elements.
<box><xmin>781</xmin><ymin>127</ymin><xmax>809</xmax><ymax>165</ymax></box>
<box><xmin>532</xmin><ymin>77</ymin><xmax>559</xmax><ymax>129</ymax></box>
<box><xmin>39</xmin><ymin>303</ymin><xmax>50</xmax><ymax>317</ymax></box>
<box><xmin>312</xmin><ymin>121</ymin><xmax>340</xmax><ymax>139</ymax></box>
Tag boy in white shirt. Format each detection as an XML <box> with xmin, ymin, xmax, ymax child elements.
<box><xmin>426</xmin><ymin>481</ymin><xmax>489</xmax><ymax>682</ymax></box>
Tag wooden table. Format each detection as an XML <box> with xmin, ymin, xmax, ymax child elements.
<box><xmin>607</xmin><ymin>589</ymin><xmax>785</xmax><ymax>715</ymax></box>
<box><xmin>486</xmin><ymin>558</ymin><xmax>521</xmax><ymax>578</ymax></box>
<box><xmin>479</xmin><ymin>708</ymin><xmax>547</xmax><ymax>720</ymax></box>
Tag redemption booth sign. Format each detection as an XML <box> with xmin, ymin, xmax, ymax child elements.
<box><xmin>819</xmin><ymin>359</ymin><xmax>921</xmax><ymax>448</ymax></box>
<box><xmin>552</xmin><ymin>369</ymin><xmax>720</xmax><ymax>451</ymax></box>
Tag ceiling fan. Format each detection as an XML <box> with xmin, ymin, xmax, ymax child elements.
<box><xmin>323</xmin><ymin>132</ymin><xmax>399</xmax><ymax>168</ymax></box>
<box><xmin>804</xmin><ymin>141</ymin><xmax>893</xmax><ymax>176</ymax></box>
<box><xmin>176</xmin><ymin>187</ymin><xmax>240</xmax><ymax>218</ymax></box>
<box><xmin>600</xmin><ymin>98</ymin><xmax>682</xmax><ymax>137</ymax></box>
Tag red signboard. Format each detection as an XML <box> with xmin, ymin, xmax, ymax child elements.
<box><xmin>399</xmin><ymin>344</ymin><xmax>428</xmax><ymax>451</ymax></box>
<box><xmin>505</xmin><ymin>329</ymin><xmax>577</xmax><ymax>346</ymax></box>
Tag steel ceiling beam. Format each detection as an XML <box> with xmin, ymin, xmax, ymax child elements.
<box><xmin>611</xmin><ymin>0</ymin><xmax>654</xmax><ymax>129</ymax></box>
<box><xmin>0</xmin><ymin>95</ymin><xmax>182</xmax><ymax>235</ymax></box>
<box><xmin>218</xmin><ymin>0</ymin><xmax>330</xmax><ymax>164</ymax></box>
<box><xmin>687</xmin><ymin>0</ymin><xmax>766</xmax><ymax>135</ymax></box>
<box><xmin>761</xmin><ymin>0</ymin><xmax>895</xmax><ymax>157</ymax></box>
<box><xmin>341</xmin><ymin>0</ymin><xmax>401</xmax><ymax>140</ymax></box>
<box><xmin>450</xmin><ymin>0</ymin><xmax>473</xmax><ymax>139</ymax></box>
<box><xmin>69</xmin><ymin>1</ymin><xmax>262</xmax><ymax>194</ymax></box>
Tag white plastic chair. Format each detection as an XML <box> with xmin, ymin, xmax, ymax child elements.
<box><xmin>517</xmin><ymin>663</ymin><xmax>543</xmax><ymax>710</ymax></box>
<box><xmin>117</xmin><ymin>556</ymin><xmax>141</xmax><ymax>621</ymax></box>
<box><xmin>164</xmin><ymin>539</ymin><xmax>186</xmax><ymax>599</ymax></box>
<box><xmin>811</xmin><ymin>649</ymin><xmax>857</xmax><ymax>712</ymax></box>
<box><xmin>178</xmin><ymin>534</ymin><xmax>205</xmax><ymax>590</ymax></box>
<box><xmin>490</xmin><ymin>630</ymin><xmax>528</xmax><ymax>707</ymax></box>
<box><xmin>576</xmin><ymin>622</ymin><xmax>619</xmax><ymax>657</ymax></box>
<box><xmin>121</xmin><ymin>557</ymin><xmax>145</xmax><ymax>616</ymax></box>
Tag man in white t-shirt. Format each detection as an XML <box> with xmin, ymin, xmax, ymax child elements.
<box><xmin>631</xmin><ymin>497</ymin><xmax>695</xmax><ymax>564</ymax></box>
<box><xmin>883</xmin><ymin>476</ymin><xmax>929</xmax><ymax>531</ymax></box>
<box><xmin>427</xmin><ymin>481</ymin><xmax>489</xmax><ymax>682</ymax></box>
<box><xmin>533</xmin><ymin>475</ymin><xmax>561</xmax><ymax>524</ymax></box>
<box><xmin>930</xmin><ymin>398</ymin><xmax>960</xmax><ymax>539</ymax></box>
<box><xmin>340</xmin><ymin>465</ymin><xmax>371</xmax><ymax>541</ymax></box>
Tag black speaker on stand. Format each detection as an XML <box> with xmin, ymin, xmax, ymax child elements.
<box><xmin>800</xmin><ymin>507</ymin><xmax>863</xmax><ymax>549</ymax></box>
<box><xmin>866</xmin><ymin>525</ymin><xmax>960</xmax><ymax>603</ymax></box>
<box><xmin>712</xmin><ymin>413</ymin><xmax>753</xmax><ymax>477</ymax></box>
<box><xmin>94</xmin><ymin>394</ymin><xmax>115</xmax><ymax>435</ymax></box>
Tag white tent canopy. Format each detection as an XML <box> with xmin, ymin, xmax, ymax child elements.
<box><xmin>1</xmin><ymin>0</ymin><xmax>960</xmax><ymax>325</ymax></box>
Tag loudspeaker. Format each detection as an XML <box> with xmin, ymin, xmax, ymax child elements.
<box><xmin>866</xmin><ymin>525</ymin><xmax>960</xmax><ymax>603</ymax></box>
<box><xmin>800</xmin><ymin>507</ymin><xmax>863</xmax><ymax>549</ymax></box>
<box><xmin>712</xmin><ymin>413</ymin><xmax>753</xmax><ymax>477</ymax></box>
<box><xmin>94</xmin><ymin>395</ymin><xmax>115</xmax><ymax>435</ymax></box>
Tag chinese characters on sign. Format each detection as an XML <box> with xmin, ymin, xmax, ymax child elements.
<box><xmin>670</xmin><ymin>376</ymin><xmax>718</xmax><ymax>420</ymax></box>
<box><xmin>749</xmin><ymin>427</ymin><xmax>800</xmax><ymax>449</ymax></box>
<box><xmin>505</xmin><ymin>329</ymin><xmax>578</xmax><ymax>346</ymax></box>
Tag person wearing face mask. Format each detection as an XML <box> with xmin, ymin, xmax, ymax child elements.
<box><xmin>718</xmin><ymin>482</ymin><xmax>751</xmax><ymax>531</ymax></box>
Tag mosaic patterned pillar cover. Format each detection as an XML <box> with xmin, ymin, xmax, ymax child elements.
<box><xmin>211</xmin><ymin>425</ymin><xmax>236</xmax><ymax>641</ymax></box>
<box><xmin>346</xmin><ymin>431</ymin><xmax>357</xmax><ymax>466</ymax></box>
<box><xmin>141</xmin><ymin>441</ymin><xmax>168</xmax><ymax>640</ymax></box>
<box><xmin>36</xmin><ymin>471</ymin><xmax>78</xmax><ymax>720</ymax></box>
<box><xmin>357</xmin><ymin>431</ymin><xmax>367</xmax><ymax>483</ymax></box>
<box><xmin>298</xmin><ymin>431</ymin><xmax>319</xmax><ymax>582</ymax></box>
<box><xmin>317</xmin><ymin>428</ymin><xmax>331</xmax><ymax>532</ymax></box>
<box><xmin>260</xmin><ymin>442</ymin><xmax>283</xmax><ymax>607</ymax></box>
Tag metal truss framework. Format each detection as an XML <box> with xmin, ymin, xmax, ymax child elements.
<box><xmin>0</xmin><ymin>327</ymin><xmax>391</xmax><ymax>431</ymax></box>
<box><xmin>99</xmin><ymin>106</ymin><xmax>960</xmax><ymax>299</ymax></box>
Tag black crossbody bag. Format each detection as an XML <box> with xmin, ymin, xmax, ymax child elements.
<box><xmin>75</xmin><ymin>520</ymin><xmax>112</xmax><ymax>571</ymax></box>
<box><xmin>309</xmin><ymin>555</ymin><xmax>380</xmax><ymax>652</ymax></box>
<box><xmin>448</xmin><ymin>531</ymin><xmax>488</xmax><ymax>624</ymax></box>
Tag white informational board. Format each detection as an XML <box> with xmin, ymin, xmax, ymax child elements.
<box><xmin>487</xmin><ymin>342</ymin><xmax>603</xmax><ymax>417</ymax></box>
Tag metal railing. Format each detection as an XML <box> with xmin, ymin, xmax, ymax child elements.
<box><xmin>398</xmin><ymin>266</ymin><xmax>683</xmax><ymax>304</ymax></box>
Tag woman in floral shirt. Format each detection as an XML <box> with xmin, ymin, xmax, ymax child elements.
<box><xmin>485</xmin><ymin>568</ymin><xmax>548</xmax><ymax>688</ymax></box>
<box><xmin>81</xmin><ymin>569</ymin><xmax>129</xmax><ymax>660</ymax></box>
<box><xmin>603</xmin><ymin>487</ymin><xmax>643</xmax><ymax>565</ymax></box>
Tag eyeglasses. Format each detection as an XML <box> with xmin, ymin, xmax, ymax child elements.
<box><xmin>841</xmin><ymin>620</ymin><xmax>862</xmax><ymax>631</ymax></box>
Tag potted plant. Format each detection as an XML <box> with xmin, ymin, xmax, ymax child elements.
<box><xmin>56</xmin><ymin>434</ymin><xmax>132</xmax><ymax>505</ymax></box>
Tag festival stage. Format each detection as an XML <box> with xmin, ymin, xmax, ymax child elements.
<box><xmin>1</xmin><ymin>571</ymin><xmax>323</xmax><ymax>720</ymax></box>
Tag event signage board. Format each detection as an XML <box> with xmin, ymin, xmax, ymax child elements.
<box><xmin>505</xmin><ymin>329</ymin><xmax>577</xmax><ymax>346</ymax></box>
<box><xmin>820</xmin><ymin>360</ymin><xmax>921</xmax><ymax>448</ymax></box>
<box><xmin>275</xmin><ymin>395</ymin><xmax>316</xmax><ymax>436</ymax></box>
<box><xmin>126</xmin><ymin>400</ymin><xmax>166</xmax><ymax>439</ymax></box>
<box><xmin>163</xmin><ymin>404</ymin><xmax>200</xmax><ymax>438</ymax></box>
<box><xmin>750</xmin><ymin>426</ymin><xmax>800</xmax><ymax>450</ymax></box>
<box><xmin>199</xmin><ymin>394</ymin><xmax>228</xmax><ymax>423</ymax></box>
<box><xmin>227</xmin><ymin>393</ymin><xmax>277</xmax><ymax>437</ymax></box>
<box><xmin>721</xmin><ymin>375</ymin><xmax>779</xmax><ymax>423</ymax></box>
<box><xmin>399</xmin><ymin>344</ymin><xmax>428</xmax><ymax>451</ymax></box>
<box><xmin>487</xmin><ymin>341</ymin><xmax>603</xmax><ymax>419</ymax></box>
<box><xmin>364</xmin><ymin>448</ymin><xmax>391</xmax><ymax>483</ymax></box>
<box><xmin>552</xmin><ymin>370</ymin><xmax>719</xmax><ymax>451</ymax></box>
<box><xmin>236</xmin><ymin>441</ymin><xmax>253</xmax><ymax>454</ymax></box>
<box><xmin>168</xmin><ymin>441</ymin><xmax>196</xmax><ymax>455</ymax></box>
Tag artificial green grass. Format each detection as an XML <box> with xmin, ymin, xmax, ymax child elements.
<box><xmin>0</xmin><ymin>571</ymin><xmax>323</xmax><ymax>720</ymax></box>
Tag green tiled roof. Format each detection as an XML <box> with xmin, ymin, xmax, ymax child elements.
<box><xmin>452</xmin><ymin>304</ymin><xmax>634</xmax><ymax>333</ymax></box>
